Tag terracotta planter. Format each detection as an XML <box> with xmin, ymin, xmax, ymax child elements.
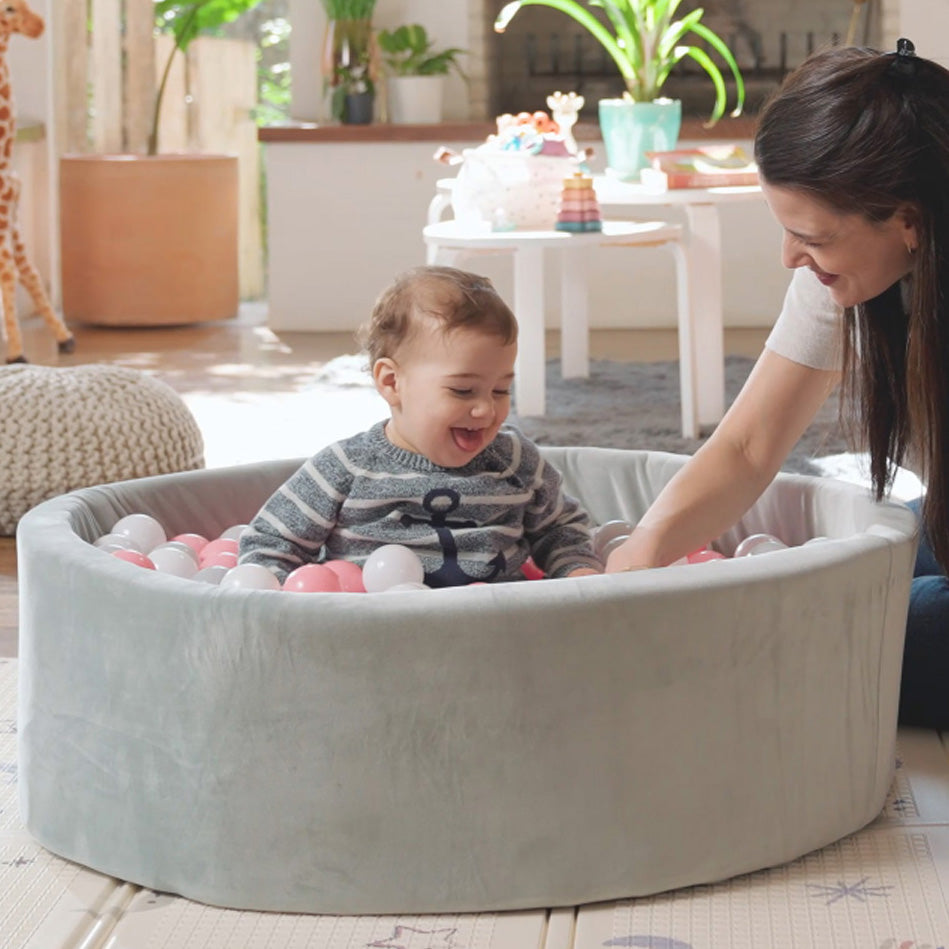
<box><xmin>59</xmin><ymin>154</ymin><xmax>239</xmax><ymax>326</ymax></box>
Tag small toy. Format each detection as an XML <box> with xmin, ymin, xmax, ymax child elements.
<box><xmin>110</xmin><ymin>549</ymin><xmax>155</xmax><ymax>570</ymax></box>
<box><xmin>111</xmin><ymin>513</ymin><xmax>167</xmax><ymax>554</ymax></box>
<box><xmin>555</xmin><ymin>172</ymin><xmax>602</xmax><ymax>233</ymax></box>
<box><xmin>283</xmin><ymin>564</ymin><xmax>343</xmax><ymax>594</ymax></box>
<box><xmin>734</xmin><ymin>533</ymin><xmax>788</xmax><ymax>557</ymax></box>
<box><xmin>546</xmin><ymin>91</ymin><xmax>584</xmax><ymax>155</ymax></box>
<box><xmin>0</xmin><ymin>1</ymin><xmax>75</xmax><ymax>362</ymax></box>
<box><xmin>362</xmin><ymin>544</ymin><xmax>426</xmax><ymax>593</ymax></box>
<box><xmin>520</xmin><ymin>557</ymin><xmax>545</xmax><ymax>580</ymax></box>
<box><xmin>219</xmin><ymin>563</ymin><xmax>282</xmax><ymax>591</ymax></box>
<box><xmin>149</xmin><ymin>543</ymin><xmax>200</xmax><ymax>579</ymax></box>
<box><xmin>324</xmin><ymin>559</ymin><xmax>367</xmax><ymax>593</ymax></box>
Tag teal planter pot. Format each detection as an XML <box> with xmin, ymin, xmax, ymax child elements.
<box><xmin>598</xmin><ymin>98</ymin><xmax>682</xmax><ymax>180</ymax></box>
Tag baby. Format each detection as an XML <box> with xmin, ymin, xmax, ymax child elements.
<box><xmin>239</xmin><ymin>265</ymin><xmax>602</xmax><ymax>586</ymax></box>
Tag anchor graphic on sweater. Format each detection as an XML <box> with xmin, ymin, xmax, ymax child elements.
<box><xmin>400</xmin><ymin>488</ymin><xmax>505</xmax><ymax>587</ymax></box>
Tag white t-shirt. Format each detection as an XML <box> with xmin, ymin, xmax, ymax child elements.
<box><xmin>765</xmin><ymin>267</ymin><xmax>844</xmax><ymax>371</ymax></box>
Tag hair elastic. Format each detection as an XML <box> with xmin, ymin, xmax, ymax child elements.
<box><xmin>889</xmin><ymin>37</ymin><xmax>918</xmax><ymax>77</ymax></box>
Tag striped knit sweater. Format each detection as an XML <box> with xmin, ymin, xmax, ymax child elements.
<box><xmin>239</xmin><ymin>422</ymin><xmax>601</xmax><ymax>585</ymax></box>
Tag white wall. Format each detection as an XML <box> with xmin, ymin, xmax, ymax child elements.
<box><xmin>265</xmin><ymin>134</ymin><xmax>787</xmax><ymax>334</ymax></box>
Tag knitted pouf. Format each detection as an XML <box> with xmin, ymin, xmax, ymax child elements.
<box><xmin>0</xmin><ymin>364</ymin><xmax>204</xmax><ymax>535</ymax></box>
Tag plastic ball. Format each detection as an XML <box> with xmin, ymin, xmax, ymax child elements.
<box><xmin>110</xmin><ymin>549</ymin><xmax>155</xmax><ymax>570</ymax></box>
<box><xmin>192</xmin><ymin>565</ymin><xmax>229</xmax><ymax>585</ymax></box>
<box><xmin>149</xmin><ymin>544</ymin><xmax>199</xmax><ymax>578</ymax></box>
<box><xmin>383</xmin><ymin>582</ymin><xmax>430</xmax><ymax>593</ymax></box>
<box><xmin>170</xmin><ymin>533</ymin><xmax>208</xmax><ymax>554</ymax></box>
<box><xmin>599</xmin><ymin>534</ymin><xmax>630</xmax><ymax>559</ymax></box>
<box><xmin>219</xmin><ymin>563</ymin><xmax>281</xmax><ymax>591</ymax></box>
<box><xmin>734</xmin><ymin>533</ymin><xmax>788</xmax><ymax>557</ymax></box>
<box><xmin>199</xmin><ymin>537</ymin><xmax>239</xmax><ymax>566</ymax></box>
<box><xmin>219</xmin><ymin>524</ymin><xmax>249</xmax><ymax>541</ymax></box>
<box><xmin>593</xmin><ymin>519</ymin><xmax>634</xmax><ymax>559</ymax></box>
<box><xmin>323</xmin><ymin>559</ymin><xmax>366</xmax><ymax>593</ymax></box>
<box><xmin>362</xmin><ymin>545</ymin><xmax>425</xmax><ymax>593</ymax></box>
<box><xmin>804</xmin><ymin>536</ymin><xmax>830</xmax><ymax>545</ymax></box>
<box><xmin>111</xmin><ymin>513</ymin><xmax>166</xmax><ymax>553</ymax></box>
<box><xmin>283</xmin><ymin>564</ymin><xmax>343</xmax><ymax>593</ymax></box>
<box><xmin>204</xmin><ymin>550</ymin><xmax>238</xmax><ymax>569</ymax></box>
<box><xmin>93</xmin><ymin>532</ymin><xmax>143</xmax><ymax>552</ymax></box>
<box><xmin>153</xmin><ymin>540</ymin><xmax>200</xmax><ymax>563</ymax></box>
<box><xmin>687</xmin><ymin>548</ymin><xmax>727</xmax><ymax>564</ymax></box>
<box><xmin>520</xmin><ymin>557</ymin><xmax>545</xmax><ymax>581</ymax></box>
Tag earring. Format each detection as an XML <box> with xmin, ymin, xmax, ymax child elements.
<box><xmin>907</xmin><ymin>244</ymin><xmax>917</xmax><ymax>256</ymax></box>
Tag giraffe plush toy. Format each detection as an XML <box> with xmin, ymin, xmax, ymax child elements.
<box><xmin>0</xmin><ymin>0</ymin><xmax>74</xmax><ymax>363</ymax></box>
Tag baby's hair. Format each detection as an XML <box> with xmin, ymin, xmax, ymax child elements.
<box><xmin>358</xmin><ymin>266</ymin><xmax>518</xmax><ymax>365</ymax></box>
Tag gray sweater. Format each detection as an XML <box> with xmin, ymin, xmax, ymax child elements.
<box><xmin>239</xmin><ymin>422</ymin><xmax>601</xmax><ymax>585</ymax></box>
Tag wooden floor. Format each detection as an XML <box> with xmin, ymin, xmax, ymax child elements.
<box><xmin>0</xmin><ymin>305</ymin><xmax>770</xmax><ymax>659</ymax></box>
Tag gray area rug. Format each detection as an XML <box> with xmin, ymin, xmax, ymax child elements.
<box><xmin>509</xmin><ymin>356</ymin><xmax>851</xmax><ymax>475</ymax></box>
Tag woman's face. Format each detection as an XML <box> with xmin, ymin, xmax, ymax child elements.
<box><xmin>761</xmin><ymin>181</ymin><xmax>917</xmax><ymax>308</ymax></box>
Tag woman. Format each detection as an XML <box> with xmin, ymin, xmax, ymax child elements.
<box><xmin>605</xmin><ymin>39</ymin><xmax>949</xmax><ymax>728</ymax></box>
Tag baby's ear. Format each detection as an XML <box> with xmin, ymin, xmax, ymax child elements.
<box><xmin>372</xmin><ymin>357</ymin><xmax>400</xmax><ymax>406</ymax></box>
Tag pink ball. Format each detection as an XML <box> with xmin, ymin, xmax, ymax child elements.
<box><xmin>170</xmin><ymin>532</ymin><xmax>208</xmax><ymax>554</ymax></box>
<box><xmin>110</xmin><ymin>549</ymin><xmax>155</xmax><ymax>570</ymax></box>
<box><xmin>521</xmin><ymin>558</ymin><xmax>544</xmax><ymax>581</ymax></box>
<box><xmin>204</xmin><ymin>550</ymin><xmax>238</xmax><ymax>569</ymax></box>
<box><xmin>687</xmin><ymin>548</ymin><xmax>727</xmax><ymax>564</ymax></box>
<box><xmin>199</xmin><ymin>537</ymin><xmax>239</xmax><ymax>566</ymax></box>
<box><xmin>283</xmin><ymin>564</ymin><xmax>343</xmax><ymax>593</ymax></box>
<box><xmin>323</xmin><ymin>559</ymin><xmax>366</xmax><ymax>593</ymax></box>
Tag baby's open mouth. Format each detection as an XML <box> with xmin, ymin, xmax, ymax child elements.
<box><xmin>452</xmin><ymin>427</ymin><xmax>483</xmax><ymax>452</ymax></box>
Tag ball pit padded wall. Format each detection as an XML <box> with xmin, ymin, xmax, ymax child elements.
<box><xmin>16</xmin><ymin>448</ymin><xmax>917</xmax><ymax>915</ymax></box>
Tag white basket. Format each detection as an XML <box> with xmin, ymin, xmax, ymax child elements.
<box><xmin>451</xmin><ymin>149</ymin><xmax>577</xmax><ymax>230</ymax></box>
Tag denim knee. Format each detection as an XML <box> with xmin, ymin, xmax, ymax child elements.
<box><xmin>899</xmin><ymin>574</ymin><xmax>949</xmax><ymax>727</ymax></box>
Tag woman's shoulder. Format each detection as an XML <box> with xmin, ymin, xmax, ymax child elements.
<box><xmin>765</xmin><ymin>267</ymin><xmax>843</xmax><ymax>371</ymax></box>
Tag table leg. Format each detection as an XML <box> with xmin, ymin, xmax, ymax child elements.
<box><xmin>513</xmin><ymin>246</ymin><xmax>546</xmax><ymax>416</ymax></box>
<box><xmin>668</xmin><ymin>240</ymin><xmax>697</xmax><ymax>438</ymax></box>
<box><xmin>560</xmin><ymin>245</ymin><xmax>590</xmax><ymax>379</ymax></box>
<box><xmin>684</xmin><ymin>203</ymin><xmax>726</xmax><ymax>433</ymax></box>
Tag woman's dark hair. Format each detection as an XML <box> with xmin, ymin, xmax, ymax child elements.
<box><xmin>755</xmin><ymin>42</ymin><xmax>949</xmax><ymax>568</ymax></box>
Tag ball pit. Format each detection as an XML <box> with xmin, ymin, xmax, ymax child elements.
<box><xmin>16</xmin><ymin>448</ymin><xmax>917</xmax><ymax>915</ymax></box>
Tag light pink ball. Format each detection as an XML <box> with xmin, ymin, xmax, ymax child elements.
<box><xmin>323</xmin><ymin>559</ymin><xmax>366</xmax><ymax>593</ymax></box>
<box><xmin>283</xmin><ymin>564</ymin><xmax>343</xmax><ymax>593</ymax></box>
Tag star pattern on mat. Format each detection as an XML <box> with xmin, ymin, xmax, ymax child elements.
<box><xmin>366</xmin><ymin>925</ymin><xmax>460</xmax><ymax>949</ymax></box>
<box><xmin>806</xmin><ymin>876</ymin><xmax>894</xmax><ymax>905</ymax></box>
<box><xmin>2</xmin><ymin>856</ymin><xmax>35</xmax><ymax>868</ymax></box>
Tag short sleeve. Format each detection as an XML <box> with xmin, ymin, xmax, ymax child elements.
<box><xmin>765</xmin><ymin>267</ymin><xmax>844</xmax><ymax>371</ymax></box>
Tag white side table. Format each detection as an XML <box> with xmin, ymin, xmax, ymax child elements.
<box><xmin>593</xmin><ymin>177</ymin><xmax>764</xmax><ymax>432</ymax></box>
<box><xmin>423</xmin><ymin>219</ymin><xmax>696</xmax><ymax>434</ymax></box>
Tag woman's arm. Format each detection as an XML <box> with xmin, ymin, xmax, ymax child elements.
<box><xmin>605</xmin><ymin>349</ymin><xmax>842</xmax><ymax>572</ymax></box>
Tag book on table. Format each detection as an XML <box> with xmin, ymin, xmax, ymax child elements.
<box><xmin>641</xmin><ymin>145</ymin><xmax>759</xmax><ymax>191</ymax></box>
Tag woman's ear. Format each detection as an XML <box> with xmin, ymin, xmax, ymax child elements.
<box><xmin>372</xmin><ymin>357</ymin><xmax>400</xmax><ymax>407</ymax></box>
<box><xmin>898</xmin><ymin>202</ymin><xmax>920</xmax><ymax>253</ymax></box>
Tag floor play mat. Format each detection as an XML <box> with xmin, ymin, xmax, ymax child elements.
<box><xmin>3</xmin><ymin>659</ymin><xmax>949</xmax><ymax>949</ymax></box>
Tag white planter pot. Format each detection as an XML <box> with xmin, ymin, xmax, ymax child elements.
<box><xmin>387</xmin><ymin>75</ymin><xmax>444</xmax><ymax>124</ymax></box>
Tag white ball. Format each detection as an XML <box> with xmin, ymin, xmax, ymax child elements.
<box><xmin>153</xmin><ymin>540</ymin><xmax>200</xmax><ymax>563</ymax></box>
<box><xmin>593</xmin><ymin>519</ymin><xmax>634</xmax><ymax>558</ymax></box>
<box><xmin>362</xmin><ymin>545</ymin><xmax>425</xmax><ymax>593</ymax></box>
<box><xmin>383</xmin><ymin>582</ymin><xmax>430</xmax><ymax>593</ymax></box>
<box><xmin>111</xmin><ymin>513</ymin><xmax>167</xmax><ymax>554</ymax></box>
<box><xmin>804</xmin><ymin>536</ymin><xmax>830</xmax><ymax>545</ymax></box>
<box><xmin>93</xmin><ymin>532</ymin><xmax>143</xmax><ymax>552</ymax></box>
<box><xmin>599</xmin><ymin>534</ymin><xmax>630</xmax><ymax>559</ymax></box>
<box><xmin>149</xmin><ymin>544</ymin><xmax>199</xmax><ymax>578</ymax></box>
<box><xmin>192</xmin><ymin>565</ymin><xmax>229</xmax><ymax>585</ymax></box>
<box><xmin>219</xmin><ymin>563</ymin><xmax>282</xmax><ymax>591</ymax></box>
<box><xmin>219</xmin><ymin>523</ymin><xmax>250</xmax><ymax>541</ymax></box>
<box><xmin>734</xmin><ymin>533</ymin><xmax>787</xmax><ymax>557</ymax></box>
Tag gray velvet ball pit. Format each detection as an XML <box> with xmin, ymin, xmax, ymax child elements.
<box><xmin>17</xmin><ymin>448</ymin><xmax>917</xmax><ymax>916</ymax></box>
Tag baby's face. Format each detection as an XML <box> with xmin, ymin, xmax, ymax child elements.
<box><xmin>382</xmin><ymin>323</ymin><xmax>517</xmax><ymax>468</ymax></box>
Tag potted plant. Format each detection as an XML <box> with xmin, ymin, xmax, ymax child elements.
<box><xmin>320</xmin><ymin>0</ymin><xmax>378</xmax><ymax>123</ymax></box>
<box><xmin>494</xmin><ymin>0</ymin><xmax>745</xmax><ymax>180</ymax></box>
<box><xmin>59</xmin><ymin>0</ymin><xmax>263</xmax><ymax>327</ymax></box>
<box><xmin>331</xmin><ymin>62</ymin><xmax>375</xmax><ymax>124</ymax></box>
<box><xmin>376</xmin><ymin>23</ymin><xmax>466</xmax><ymax>124</ymax></box>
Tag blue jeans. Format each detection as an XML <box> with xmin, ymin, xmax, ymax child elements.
<box><xmin>899</xmin><ymin>498</ymin><xmax>949</xmax><ymax>727</ymax></box>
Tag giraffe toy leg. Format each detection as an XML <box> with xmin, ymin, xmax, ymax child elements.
<box><xmin>0</xmin><ymin>237</ymin><xmax>24</xmax><ymax>363</ymax></box>
<box><xmin>12</xmin><ymin>226</ymin><xmax>75</xmax><ymax>354</ymax></box>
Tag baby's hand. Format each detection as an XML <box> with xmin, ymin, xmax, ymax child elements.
<box><xmin>567</xmin><ymin>566</ymin><xmax>601</xmax><ymax>577</ymax></box>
